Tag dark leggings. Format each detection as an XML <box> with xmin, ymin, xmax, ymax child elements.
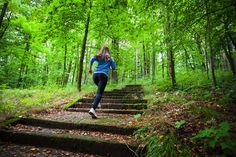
<box><xmin>92</xmin><ymin>73</ymin><xmax>108</xmax><ymax>110</ymax></box>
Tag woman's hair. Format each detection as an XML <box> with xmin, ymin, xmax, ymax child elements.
<box><xmin>96</xmin><ymin>46</ymin><xmax>111</xmax><ymax>61</ymax></box>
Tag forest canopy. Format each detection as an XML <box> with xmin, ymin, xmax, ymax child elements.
<box><xmin>0</xmin><ymin>0</ymin><xmax>236</xmax><ymax>90</ymax></box>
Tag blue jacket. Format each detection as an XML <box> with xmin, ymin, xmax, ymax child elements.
<box><xmin>90</xmin><ymin>56</ymin><xmax>116</xmax><ymax>77</ymax></box>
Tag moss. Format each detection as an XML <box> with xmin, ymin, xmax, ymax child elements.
<box><xmin>0</xmin><ymin>117</ymin><xmax>21</xmax><ymax>127</ymax></box>
<box><xmin>63</xmin><ymin>98</ymin><xmax>81</xmax><ymax>109</ymax></box>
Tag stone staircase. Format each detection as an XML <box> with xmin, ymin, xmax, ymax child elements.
<box><xmin>0</xmin><ymin>85</ymin><xmax>147</xmax><ymax>157</ymax></box>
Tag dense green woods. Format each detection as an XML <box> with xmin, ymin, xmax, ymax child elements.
<box><xmin>1</xmin><ymin>0</ymin><xmax>235</xmax><ymax>89</ymax></box>
<box><xmin>1</xmin><ymin>0</ymin><xmax>236</xmax><ymax>156</ymax></box>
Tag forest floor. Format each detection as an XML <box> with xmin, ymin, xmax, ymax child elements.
<box><xmin>133</xmin><ymin>86</ymin><xmax>236</xmax><ymax>156</ymax></box>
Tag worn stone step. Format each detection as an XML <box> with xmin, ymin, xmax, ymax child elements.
<box><xmin>125</xmin><ymin>85</ymin><xmax>143</xmax><ymax>88</ymax></box>
<box><xmin>0</xmin><ymin>142</ymin><xmax>104</xmax><ymax>157</ymax></box>
<box><xmin>79</xmin><ymin>98</ymin><xmax>147</xmax><ymax>104</ymax></box>
<box><xmin>73</xmin><ymin>103</ymin><xmax>147</xmax><ymax>110</ymax></box>
<box><xmin>12</xmin><ymin>117</ymin><xmax>138</xmax><ymax>135</ymax></box>
<box><xmin>101</xmin><ymin>95</ymin><xmax>143</xmax><ymax>99</ymax></box>
<box><xmin>112</xmin><ymin>88</ymin><xmax>144</xmax><ymax>92</ymax></box>
<box><xmin>0</xmin><ymin>129</ymin><xmax>144</xmax><ymax>157</ymax></box>
<box><xmin>102</xmin><ymin>93</ymin><xmax>144</xmax><ymax>97</ymax></box>
<box><xmin>104</xmin><ymin>91</ymin><xmax>144</xmax><ymax>94</ymax></box>
<box><xmin>66</xmin><ymin>108</ymin><xmax>144</xmax><ymax>114</ymax></box>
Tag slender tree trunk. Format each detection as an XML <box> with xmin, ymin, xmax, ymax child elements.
<box><xmin>143</xmin><ymin>41</ymin><xmax>146</xmax><ymax>77</ymax></box>
<box><xmin>183</xmin><ymin>47</ymin><xmax>188</xmax><ymax>71</ymax></box>
<box><xmin>161</xmin><ymin>52</ymin><xmax>165</xmax><ymax>79</ymax></box>
<box><xmin>166</xmin><ymin>0</ymin><xmax>176</xmax><ymax>87</ymax></box>
<box><xmin>83</xmin><ymin>46</ymin><xmax>89</xmax><ymax>84</ymax></box>
<box><xmin>62</xmin><ymin>43</ymin><xmax>67</xmax><ymax>86</ymax></box>
<box><xmin>64</xmin><ymin>60</ymin><xmax>72</xmax><ymax>85</ymax></box>
<box><xmin>111</xmin><ymin>38</ymin><xmax>119</xmax><ymax>83</ymax></box>
<box><xmin>225</xmin><ymin>36</ymin><xmax>236</xmax><ymax>75</ymax></box>
<box><xmin>168</xmin><ymin>48</ymin><xmax>176</xmax><ymax>87</ymax></box>
<box><xmin>206</xmin><ymin>0</ymin><xmax>217</xmax><ymax>86</ymax></box>
<box><xmin>195</xmin><ymin>34</ymin><xmax>206</xmax><ymax>70</ymax></box>
<box><xmin>17</xmin><ymin>39</ymin><xmax>30</xmax><ymax>87</ymax></box>
<box><xmin>152</xmin><ymin>43</ymin><xmax>156</xmax><ymax>84</ymax></box>
<box><xmin>122</xmin><ymin>64</ymin><xmax>125</xmax><ymax>82</ymax></box>
<box><xmin>75</xmin><ymin>43</ymin><xmax>80</xmax><ymax>84</ymax></box>
<box><xmin>135</xmin><ymin>49</ymin><xmax>138</xmax><ymax>84</ymax></box>
<box><xmin>72</xmin><ymin>61</ymin><xmax>76</xmax><ymax>85</ymax></box>
<box><xmin>77</xmin><ymin>14</ymin><xmax>90</xmax><ymax>91</ymax></box>
<box><xmin>0</xmin><ymin>2</ymin><xmax>8</xmax><ymax>28</ymax></box>
<box><xmin>146</xmin><ymin>45</ymin><xmax>150</xmax><ymax>77</ymax></box>
<box><xmin>204</xmin><ymin>36</ymin><xmax>210</xmax><ymax>79</ymax></box>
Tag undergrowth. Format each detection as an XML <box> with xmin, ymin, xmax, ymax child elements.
<box><xmin>134</xmin><ymin>71</ymin><xmax>236</xmax><ymax>156</ymax></box>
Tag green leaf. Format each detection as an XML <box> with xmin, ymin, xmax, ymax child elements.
<box><xmin>134</xmin><ymin>113</ymin><xmax>142</xmax><ymax>119</ymax></box>
<box><xmin>175</xmin><ymin>120</ymin><xmax>185</xmax><ymax>129</ymax></box>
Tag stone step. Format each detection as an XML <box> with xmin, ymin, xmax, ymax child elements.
<box><xmin>125</xmin><ymin>85</ymin><xmax>143</xmax><ymax>88</ymax></box>
<box><xmin>13</xmin><ymin>117</ymin><xmax>139</xmax><ymax>135</ymax></box>
<box><xmin>0</xmin><ymin>143</ymin><xmax>104</xmax><ymax>157</ymax></box>
<box><xmin>73</xmin><ymin>103</ymin><xmax>147</xmax><ymax>110</ymax></box>
<box><xmin>79</xmin><ymin>98</ymin><xmax>148</xmax><ymax>104</ymax></box>
<box><xmin>102</xmin><ymin>93</ymin><xmax>143</xmax><ymax>97</ymax></box>
<box><xmin>112</xmin><ymin>88</ymin><xmax>144</xmax><ymax>92</ymax></box>
<box><xmin>66</xmin><ymin>108</ymin><xmax>144</xmax><ymax>114</ymax></box>
<box><xmin>104</xmin><ymin>91</ymin><xmax>144</xmax><ymax>94</ymax></box>
<box><xmin>101</xmin><ymin>95</ymin><xmax>143</xmax><ymax>99</ymax></box>
<box><xmin>0</xmin><ymin>129</ymin><xmax>144</xmax><ymax>157</ymax></box>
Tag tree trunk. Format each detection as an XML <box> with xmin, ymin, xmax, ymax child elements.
<box><xmin>0</xmin><ymin>2</ymin><xmax>8</xmax><ymax>28</ymax></box>
<box><xmin>146</xmin><ymin>45</ymin><xmax>150</xmax><ymax>77</ymax></box>
<box><xmin>64</xmin><ymin>60</ymin><xmax>72</xmax><ymax>85</ymax></box>
<box><xmin>225</xmin><ymin>35</ymin><xmax>236</xmax><ymax>75</ymax></box>
<box><xmin>77</xmin><ymin>14</ymin><xmax>90</xmax><ymax>91</ymax></box>
<box><xmin>72</xmin><ymin>61</ymin><xmax>76</xmax><ymax>85</ymax></box>
<box><xmin>62</xmin><ymin>43</ymin><xmax>67</xmax><ymax>86</ymax></box>
<box><xmin>168</xmin><ymin>48</ymin><xmax>176</xmax><ymax>87</ymax></box>
<box><xmin>166</xmin><ymin>0</ymin><xmax>176</xmax><ymax>87</ymax></box>
<box><xmin>206</xmin><ymin>0</ymin><xmax>217</xmax><ymax>86</ymax></box>
<box><xmin>83</xmin><ymin>46</ymin><xmax>89</xmax><ymax>84</ymax></box>
<box><xmin>152</xmin><ymin>43</ymin><xmax>156</xmax><ymax>84</ymax></box>
<box><xmin>17</xmin><ymin>40</ymin><xmax>30</xmax><ymax>87</ymax></box>
<box><xmin>112</xmin><ymin>38</ymin><xmax>119</xmax><ymax>83</ymax></box>
<box><xmin>161</xmin><ymin>52</ymin><xmax>165</xmax><ymax>79</ymax></box>
<box><xmin>183</xmin><ymin>47</ymin><xmax>189</xmax><ymax>71</ymax></box>
<box><xmin>143</xmin><ymin>41</ymin><xmax>146</xmax><ymax>77</ymax></box>
<box><xmin>195</xmin><ymin>34</ymin><xmax>206</xmax><ymax>70</ymax></box>
<box><xmin>0</xmin><ymin>2</ymin><xmax>9</xmax><ymax>39</ymax></box>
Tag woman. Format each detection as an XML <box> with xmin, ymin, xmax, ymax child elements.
<box><xmin>88</xmin><ymin>46</ymin><xmax>116</xmax><ymax>118</ymax></box>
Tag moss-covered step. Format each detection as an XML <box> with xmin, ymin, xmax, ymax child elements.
<box><xmin>78</xmin><ymin>98</ymin><xmax>147</xmax><ymax>104</ymax></box>
<box><xmin>0</xmin><ymin>129</ymin><xmax>145</xmax><ymax>157</ymax></box>
<box><xmin>73</xmin><ymin>103</ymin><xmax>147</xmax><ymax>110</ymax></box>
<box><xmin>15</xmin><ymin>117</ymin><xmax>138</xmax><ymax>135</ymax></box>
<box><xmin>66</xmin><ymin>108</ymin><xmax>144</xmax><ymax>114</ymax></box>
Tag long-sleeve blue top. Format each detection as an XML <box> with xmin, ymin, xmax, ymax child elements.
<box><xmin>90</xmin><ymin>56</ymin><xmax>116</xmax><ymax>77</ymax></box>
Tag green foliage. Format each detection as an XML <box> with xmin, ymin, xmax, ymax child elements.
<box><xmin>133</xmin><ymin>113</ymin><xmax>142</xmax><ymax>119</ymax></box>
<box><xmin>146</xmin><ymin>133</ymin><xmax>191</xmax><ymax>157</ymax></box>
<box><xmin>188</xmin><ymin>105</ymin><xmax>220</xmax><ymax>121</ymax></box>
<box><xmin>0</xmin><ymin>86</ymin><xmax>79</xmax><ymax>117</ymax></box>
<box><xmin>192</xmin><ymin>121</ymin><xmax>236</xmax><ymax>155</ymax></box>
<box><xmin>134</xmin><ymin>127</ymin><xmax>192</xmax><ymax>157</ymax></box>
<box><xmin>175</xmin><ymin>120</ymin><xmax>185</xmax><ymax>129</ymax></box>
